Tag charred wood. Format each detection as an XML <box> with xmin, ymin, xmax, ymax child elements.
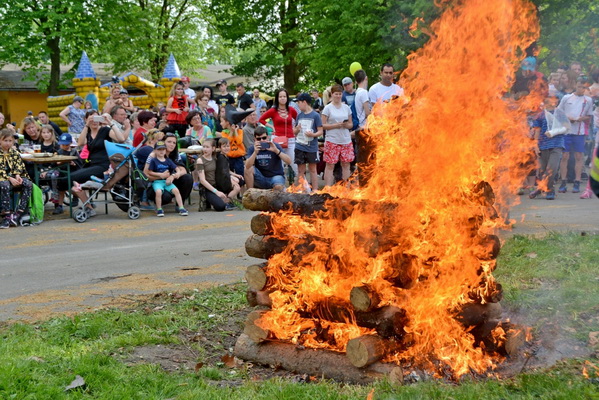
<box><xmin>455</xmin><ymin>302</ymin><xmax>502</xmax><ymax>327</ymax></box>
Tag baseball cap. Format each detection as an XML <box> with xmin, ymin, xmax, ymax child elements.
<box><xmin>296</xmin><ymin>92</ymin><xmax>312</xmax><ymax>103</ymax></box>
<box><xmin>521</xmin><ymin>56</ymin><xmax>536</xmax><ymax>71</ymax></box>
<box><xmin>57</xmin><ymin>133</ymin><xmax>73</xmax><ymax>145</ymax></box>
<box><xmin>119</xmin><ymin>88</ymin><xmax>128</xmax><ymax>94</ymax></box>
<box><xmin>73</xmin><ymin>96</ymin><xmax>84</xmax><ymax>103</ymax></box>
<box><xmin>217</xmin><ymin>79</ymin><xmax>227</xmax><ymax>86</ymax></box>
<box><xmin>155</xmin><ymin>141</ymin><xmax>167</xmax><ymax>150</ymax></box>
<box><xmin>180</xmin><ymin>76</ymin><xmax>190</xmax><ymax>83</ymax></box>
<box><xmin>342</xmin><ymin>77</ymin><xmax>353</xmax><ymax>85</ymax></box>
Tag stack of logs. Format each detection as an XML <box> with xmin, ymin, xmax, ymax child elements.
<box><xmin>234</xmin><ymin>187</ymin><xmax>526</xmax><ymax>383</ymax></box>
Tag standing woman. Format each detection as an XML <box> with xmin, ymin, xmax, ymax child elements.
<box><xmin>57</xmin><ymin>110</ymin><xmax>126</xmax><ymax>216</ymax></box>
<box><xmin>59</xmin><ymin>96</ymin><xmax>86</xmax><ymax>141</ymax></box>
<box><xmin>103</xmin><ymin>85</ymin><xmax>123</xmax><ymax>114</ymax></box>
<box><xmin>166</xmin><ymin>82</ymin><xmax>190</xmax><ymax>138</ymax></box>
<box><xmin>321</xmin><ymin>84</ymin><xmax>354</xmax><ymax>186</ymax></box>
<box><xmin>259</xmin><ymin>88</ymin><xmax>298</xmax><ymax>176</ymax></box>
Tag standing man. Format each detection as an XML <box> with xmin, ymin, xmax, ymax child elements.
<box><xmin>557</xmin><ymin>77</ymin><xmax>594</xmax><ymax>194</ymax></box>
<box><xmin>252</xmin><ymin>89</ymin><xmax>267</xmax><ymax>119</ymax></box>
<box><xmin>353</xmin><ymin>69</ymin><xmax>371</xmax><ymax>129</ymax></box>
<box><xmin>341</xmin><ymin>77</ymin><xmax>356</xmax><ymax>107</ymax></box>
<box><xmin>368</xmin><ymin>63</ymin><xmax>404</xmax><ymax>104</ymax></box>
<box><xmin>236</xmin><ymin>83</ymin><xmax>253</xmax><ymax>110</ymax></box>
<box><xmin>180</xmin><ymin>76</ymin><xmax>196</xmax><ymax>106</ymax></box>
<box><xmin>215</xmin><ymin>80</ymin><xmax>235</xmax><ymax>110</ymax></box>
<box><xmin>37</xmin><ymin>111</ymin><xmax>63</xmax><ymax>137</ymax></box>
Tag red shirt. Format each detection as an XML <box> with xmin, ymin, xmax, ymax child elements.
<box><xmin>133</xmin><ymin>127</ymin><xmax>147</xmax><ymax>147</ymax></box>
<box><xmin>259</xmin><ymin>107</ymin><xmax>297</xmax><ymax>138</ymax></box>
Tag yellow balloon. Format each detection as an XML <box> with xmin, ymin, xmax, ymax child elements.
<box><xmin>349</xmin><ymin>62</ymin><xmax>362</xmax><ymax>76</ymax></box>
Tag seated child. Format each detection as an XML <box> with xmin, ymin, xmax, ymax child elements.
<box><xmin>146</xmin><ymin>140</ymin><xmax>188</xmax><ymax>217</ymax></box>
<box><xmin>40</xmin><ymin>133</ymin><xmax>82</xmax><ymax>214</ymax></box>
<box><xmin>217</xmin><ymin>137</ymin><xmax>244</xmax><ymax>196</ymax></box>
<box><xmin>196</xmin><ymin>139</ymin><xmax>237</xmax><ymax>211</ymax></box>
<box><xmin>40</xmin><ymin>124</ymin><xmax>59</xmax><ymax>154</ymax></box>
<box><xmin>0</xmin><ymin>129</ymin><xmax>33</xmax><ymax>228</ymax></box>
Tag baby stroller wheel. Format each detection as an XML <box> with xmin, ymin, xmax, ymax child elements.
<box><xmin>128</xmin><ymin>206</ymin><xmax>141</xmax><ymax>220</ymax></box>
<box><xmin>74</xmin><ymin>208</ymin><xmax>88</xmax><ymax>223</ymax></box>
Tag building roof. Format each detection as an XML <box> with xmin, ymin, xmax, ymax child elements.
<box><xmin>0</xmin><ymin>62</ymin><xmax>253</xmax><ymax>92</ymax></box>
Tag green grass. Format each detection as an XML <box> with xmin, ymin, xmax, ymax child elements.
<box><xmin>1</xmin><ymin>234</ymin><xmax>598</xmax><ymax>399</ymax></box>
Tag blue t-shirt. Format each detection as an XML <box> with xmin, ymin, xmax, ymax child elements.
<box><xmin>294</xmin><ymin>111</ymin><xmax>323</xmax><ymax>153</ymax></box>
<box><xmin>532</xmin><ymin>111</ymin><xmax>565</xmax><ymax>151</ymax></box>
<box><xmin>149</xmin><ymin>157</ymin><xmax>178</xmax><ymax>174</ymax></box>
<box><xmin>246</xmin><ymin>143</ymin><xmax>285</xmax><ymax>177</ymax></box>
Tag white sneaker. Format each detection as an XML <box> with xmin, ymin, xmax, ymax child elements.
<box><xmin>87</xmin><ymin>208</ymin><xmax>97</xmax><ymax>217</ymax></box>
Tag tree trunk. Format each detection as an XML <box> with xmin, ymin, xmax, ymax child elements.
<box><xmin>46</xmin><ymin>34</ymin><xmax>61</xmax><ymax>96</ymax></box>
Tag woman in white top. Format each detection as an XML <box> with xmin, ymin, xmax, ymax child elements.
<box><xmin>321</xmin><ymin>84</ymin><xmax>354</xmax><ymax>186</ymax></box>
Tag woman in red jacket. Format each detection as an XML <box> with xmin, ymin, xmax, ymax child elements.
<box><xmin>166</xmin><ymin>82</ymin><xmax>190</xmax><ymax>138</ymax></box>
<box><xmin>259</xmin><ymin>88</ymin><xmax>298</xmax><ymax>178</ymax></box>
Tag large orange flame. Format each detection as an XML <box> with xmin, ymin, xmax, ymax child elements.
<box><xmin>256</xmin><ymin>0</ymin><xmax>540</xmax><ymax>378</ymax></box>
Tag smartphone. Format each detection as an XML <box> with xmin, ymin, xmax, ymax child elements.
<box><xmin>93</xmin><ymin>115</ymin><xmax>104</xmax><ymax>123</ymax></box>
<box><xmin>260</xmin><ymin>141</ymin><xmax>270</xmax><ymax>150</ymax></box>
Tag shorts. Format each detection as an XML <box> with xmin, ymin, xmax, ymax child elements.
<box><xmin>564</xmin><ymin>135</ymin><xmax>585</xmax><ymax>153</ymax></box>
<box><xmin>294</xmin><ymin>149</ymin><xmax>319</xmax><ymax>165</ymax></box>
<box><xmin>323</xmin><ymin>141</ymin><xmax>355</xmax><ymax>164</ymax></box>
<box><xmin>152</xmin><ymin>179</ymin><xmax>177</xmax><ymax>193</ymax></box>
<box><xmin>254</xmin><ymin>167</ymin><xmax>286</xmax><ymax>189</ymax></box>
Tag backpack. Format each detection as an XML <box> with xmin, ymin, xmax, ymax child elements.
<box><xmin>27</xmin><ymin>183</ymin><xmax>44</xmax><ymax>225</ymax></box>
<box><xmin>349</xmin><ymin>99</ymin><xmax>360</xmax><ymax>131</ymax></box>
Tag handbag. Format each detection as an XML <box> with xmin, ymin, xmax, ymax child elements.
<box><xmin>273</xmin><ymin>135</ymin><xmax>288</xmax><ymax>148</ymax></box>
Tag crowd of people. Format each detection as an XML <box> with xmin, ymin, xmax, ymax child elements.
<box><xmin>1</xmin><ymin>58</ymin><xmax>598</xmax><ymax>228</ymax></box>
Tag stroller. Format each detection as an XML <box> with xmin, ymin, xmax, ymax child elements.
<box><xmin>73</xmin><ymin>140</ymin><xmax>147</xmax><ymax>223</ymax></box>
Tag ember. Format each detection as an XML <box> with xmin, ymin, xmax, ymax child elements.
<box><xmin>236</xmin><ymin>0</ymin><xmax>541</xmax><ymax>381</ymax></box>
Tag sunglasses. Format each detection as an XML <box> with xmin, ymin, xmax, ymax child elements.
<box><xmin>165</xmin><ymin>132</ymin><xmax>177</xmax><ymax>138</ymax></box>
<box><xmin>256</xmin><ymin>136</ymin><xmax>268</xmax><ymax>141</ymax></box>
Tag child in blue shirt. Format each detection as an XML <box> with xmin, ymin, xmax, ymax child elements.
<box><xmin>146</xmin><ymin>141</ymin><xmax>188</xmax><ymax>216</ymax></box>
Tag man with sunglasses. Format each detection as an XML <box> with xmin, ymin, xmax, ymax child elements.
<box><xmin>245</xmin><ymin>126</ymin><xmax>291</xmax><ymax>191</ymax></box>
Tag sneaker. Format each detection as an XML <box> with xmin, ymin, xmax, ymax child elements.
<box><xmin>87</xmin><ymin>208</ymin><xmax>97</xmax><ymax>217</ymax></box>
<box><xmin>52</xmin><ymin>205</ymin><xmax>64</xmax><ymax>215</ymax></box>
<box><xmin>7</xmin><ymin>212</ymin><xmax>18</xmax><ymax>227</ymax></box>
<box><xmin>545</xmin><ymin>190</ymin><xmax>556</xmax><ymax>200</ymax></box>
<box><xmin>176</xmin><ymin>207</ymin><xmax>189</xmax><ymax>216</ymax></box>
<box><xmin>140</xmin><ymin>202</ymin><xmax>156</xmax><ymax>211</ymax></box>
<box><xmin>156</xmin><ymin>208</ymin><xmax>164</xmax><ymax>217</ymax></box>
<box><xmin>572</xmin><ymin>181</ymin><xmax>581</xmax><ymax>193</ymax></box>
<box><xmin>0</xmin><ymin>217</ymin><xmax>9</xmax><ymax>229</ymax></box>
<box><xmin>558</xmin><ymin>180</ymin><xmax>567</xmax><ymax>193</ymax></box>
<box><xmin>580</xmin><ymin>188</ymin><xmax>593</xmax><ymax>199</ymax></box>
<box><xmin>529</xmin><ymin>188</ymin><xmax>542</xmax><ymax>199</ymax></box>
<box><xmin>18</xmin><ymin>213</ymin><xmax>30</xmax><ymax>226</ymax></box>
<box><xmin>225</xmin><ymin>203</ymin><xmax>237</xmax><ymax>211</ymax></box>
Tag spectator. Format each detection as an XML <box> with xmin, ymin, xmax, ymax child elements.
<box><xmin>132</xmin><ymin>111</ymin><xmax>157</xmax><ymax>147</ymax></box>
<box><xmin>244</xmin><ymin>126</ymin><xmax>291</xmax><ymax>191</ymax></box>
<box><xmin>185</xmin><ymin>109</ymin><xmax>214</xmax><ymax>146</ymax></box>
<box><xmin>557</xmin><ymin>77</ymin><xmax>594</xmax><ymax>194</ymax></box>
<box><xmin>0</xmin><ymin>129</ymin><xmax>33</xmax><ymax>228</ymax></box>
<box><xmin>102</xmin><ymin>85</ymin><xmax>123</xmax><ymax>114</ymax></box>
<box><xmin>196</xmin><ymin>138</ymin><xmax>238</xmax><ymax>211</ymax></box>
<box><xmin>252</xmin><ymin>89</ymin><xmax>267</xmax><ymax>118</ymax></box>
<box><xmin>0</xmin><ymin>113</ymin><xmax>15</xmax><ymax>133</ymax></box>
<box><xmin>293</xmin><ymin>93</ymin><xmax>323</xmax><ymax>192</ymax></box>
<box><xmin>59</xmin><ymin>96</ymin><xmax>86</xmax><ymax>140</ymax></box>
<box><xmin>341</xmin><ymin>77</ymin><xmax>356</xmax><ymax>107</ymax></box>
<box><xmin>39</xmin><ymin>124</ymin><xmax>58</xmax><ymax>153</ymax></box>
<box><xmin>242</xmin><ymin>111</ymin><xmax>259</xmax><ymax>151</ymax></box>
<box><xmin>37</xmin><ymin>111</ymin><xmax>63</xmax><ymax>137</ymax></box>
<box><xmin>557</xmin><ymin>70</ymin><xmax>578</xmax><ymax>99</ymax></box>
<box><xmin>180</xmin><ymin>76</ymin><xmax>196</xmax><ymax>106</ymax></box>
<box><xmin>216</xmin><ymin>80</ymin><xmax>235</xmax><ymax>109</ymax></box>
<box><xmin>258</xmin><ymin>88</ymin><xmax>298</xmax><ymax>177</ymax></box>
<box><xmin>201</xmin><ymin>86</ymin><xmax>219</xmax><ymax>118</ymax></box>
<box><xmin>529</xmin><ymin>97</ymin><xmax>565</xmax><ymax>200</ymax></box>
<box><xmin>353</xmin><ymin>69</ymin><xmax>371</xmax><ymax>129</ymax></box>
<box><xmin>217</xmin><ymin>137</ymin><xmax>244</xmax><ymax>195</ymax></box>
<box><xmin>109</xmin><ymin>106</ymin><xmax>132</xmax><ymax>144</ymax></box>
<box><xmin>220</xmin><ymin>106</ymin><xmax>253</xmax><ymax>177</ymax></box>
<box><xmin>321</xmin><ymin>84</ymin><xmax>354</xmax><ymax>186</ymax></box>
<box><xmin>311</xmin><ymin>89</ymin><xmax>323</xmax><ymax>112</ymax></box>
<box><xmin>21</xmin><ymin>117</ymin><xmax>42</xmax><ymax>145</ymax></box>
<box><xmin>570</xmin><ymin>61</ymin><xmax>582</xmax><ymax>76</ymax></box>
<box><xmin>369</xmin><ymin>63</ymin><xmax>404</xmax><ymax>104</ymax></box>
<box><xmin>166</xmin><ymin>82</ymin><xmax>190</xmax><ymax>138</ymax></box>
<box><xmin>196</xmin><ymin>94</ymin><xmax>216</xmax><ymax>131</ymax></box>
<box><xmin>236</xmin><ymin>83</ymin><xmax>253</xmax><ymax>110</ymax></box>
<box><xmin>136</xmin><ymin>128</ymin><xmax>164</xmax><ymax>210</ymax></box>
<box><xmin>146</xmin><ymin>140</ymin><xmax>188</xmax><ymax>217</ymax></box>
<box><xmin>119</xmin><ymin>89</ymin><xmax>136</xmax><ymax>114</ymax></box>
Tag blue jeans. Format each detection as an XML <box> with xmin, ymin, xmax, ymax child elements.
<box><xmin>254</xmin><ymin>168</ymin><xmax>285</xmax><ymax>189</ymax></box>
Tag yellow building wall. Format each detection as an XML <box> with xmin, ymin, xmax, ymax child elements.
<box><xmin>0</xmin><ymin>91</ymin><xmax>70</xmax><ymax>126</ymax></box>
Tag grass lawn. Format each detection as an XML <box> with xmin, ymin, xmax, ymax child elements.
<box><xmin>0</xmin><ymin>233</ymin><xmax>598</xmax><ymax>399</ymax></box>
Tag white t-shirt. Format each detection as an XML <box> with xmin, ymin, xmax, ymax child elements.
<box><xmin>368</xmin><ymin>82</ymin><xmax>404</xmax><ymax>104</ymax></box>
<box><xmin>354</xmin><ymin>87</ymin><xmax>369</xmax><ymax>127</ymax></box>
<box><xmin>322</xmin><ymin>102</ymin><xmax>352</xmax><ymax>145</ymax></box>
<box><xmin>185</xmin><ymin>88</ymin><xmax>196</xmax><ymax>100</ymax></box>
<box><xmin>557</xmin><ymin>93</ymin><xmax>593</xmax><ymax>135</ymax></box>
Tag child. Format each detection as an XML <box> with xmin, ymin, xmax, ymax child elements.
<box><xmin>196</xmin><ymin>139</ymin><xmax>236</xmax><ymax>211</ymax></box>
<box><xmin>40</xmin><ymin>133</ymin><xmax>82</xmax><ymax>214</ymax></box>
<box><xmin>293</xmin><ymin>93</ymin><xmax>323</xmax><ymax>192</ymax></box>
<box><xmin>216</xmin><ymin>137</ymin><xmax>243</xmax><ymax>198</ymax></box>
<box><xmin>529</xmin><ymin>96</ymin><xmax>566</xmax><ymax>200</ymax></box>
<box><xmin>146</xmin><ymin>141</ymin><xmax>188</xmax><ymax>217</ymax></box>
<box><xmin>40</xmin><ymin>124</ymin><xmax>58</xmax><ymax>153</ymax></box>
<box><xmin>0</xmin><ymin>129</ymin><xmax>33</xmax><ymax>228</ymax></box>
<box><xmin>219</xmin><ymin>111</ymin><xmax>245</xmax><ymax>178</ymax></box>
<box><xmin>165</xmin><ymin>82</ymin><xmax>190</xmax><ymax>138</ymax></box>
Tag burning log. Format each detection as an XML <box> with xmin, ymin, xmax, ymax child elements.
<box><xmin>245</xmin><ymin>263</ymin><xmax>268</xmax><ymax>291</ymax></box>
<box><xmin>245</xmin><ymin>234</ymin><xmax>288</xmax><ymax>259</ymax></box>
<box><xmin>243</xmin><ymin>188</ymin><xmax>342</xmax><ymax>216</ymax></box>
<box><xmin>346</xmin><ymin>334</ymin><xmax>401</xmax><ymax>368</ymax></box>
<box><xmin>246</xmin><ymin>289</ymin><xmax>272</xmax><ymax>308</ymax></box>
<box><xmin>250</xmin><ymin>213</ymin><xmax>275</xmax><ymax>236</ymax></box>
<box><xmin>234</xmin><ymin>333</ymin><xmax>404</xmax><ymax>384</ymax></box>
<box><xmin>350</xmin><ymin>285</ymin><xmax>381</xmax><ymax>312</ymax></box>
<box><xmin>243</xmin><ymin>310</ymin><xmax>271</xmax><ymax>343</ymax></box>
<box><xmin>476</xmin><ymin>234</ymin><xmax>501</xmax><ymax>260</ymax></box>
<box><xmin>455</xmin><ymin>302</ymin><xmax>502</xmax><ymax>327</ymax></box>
